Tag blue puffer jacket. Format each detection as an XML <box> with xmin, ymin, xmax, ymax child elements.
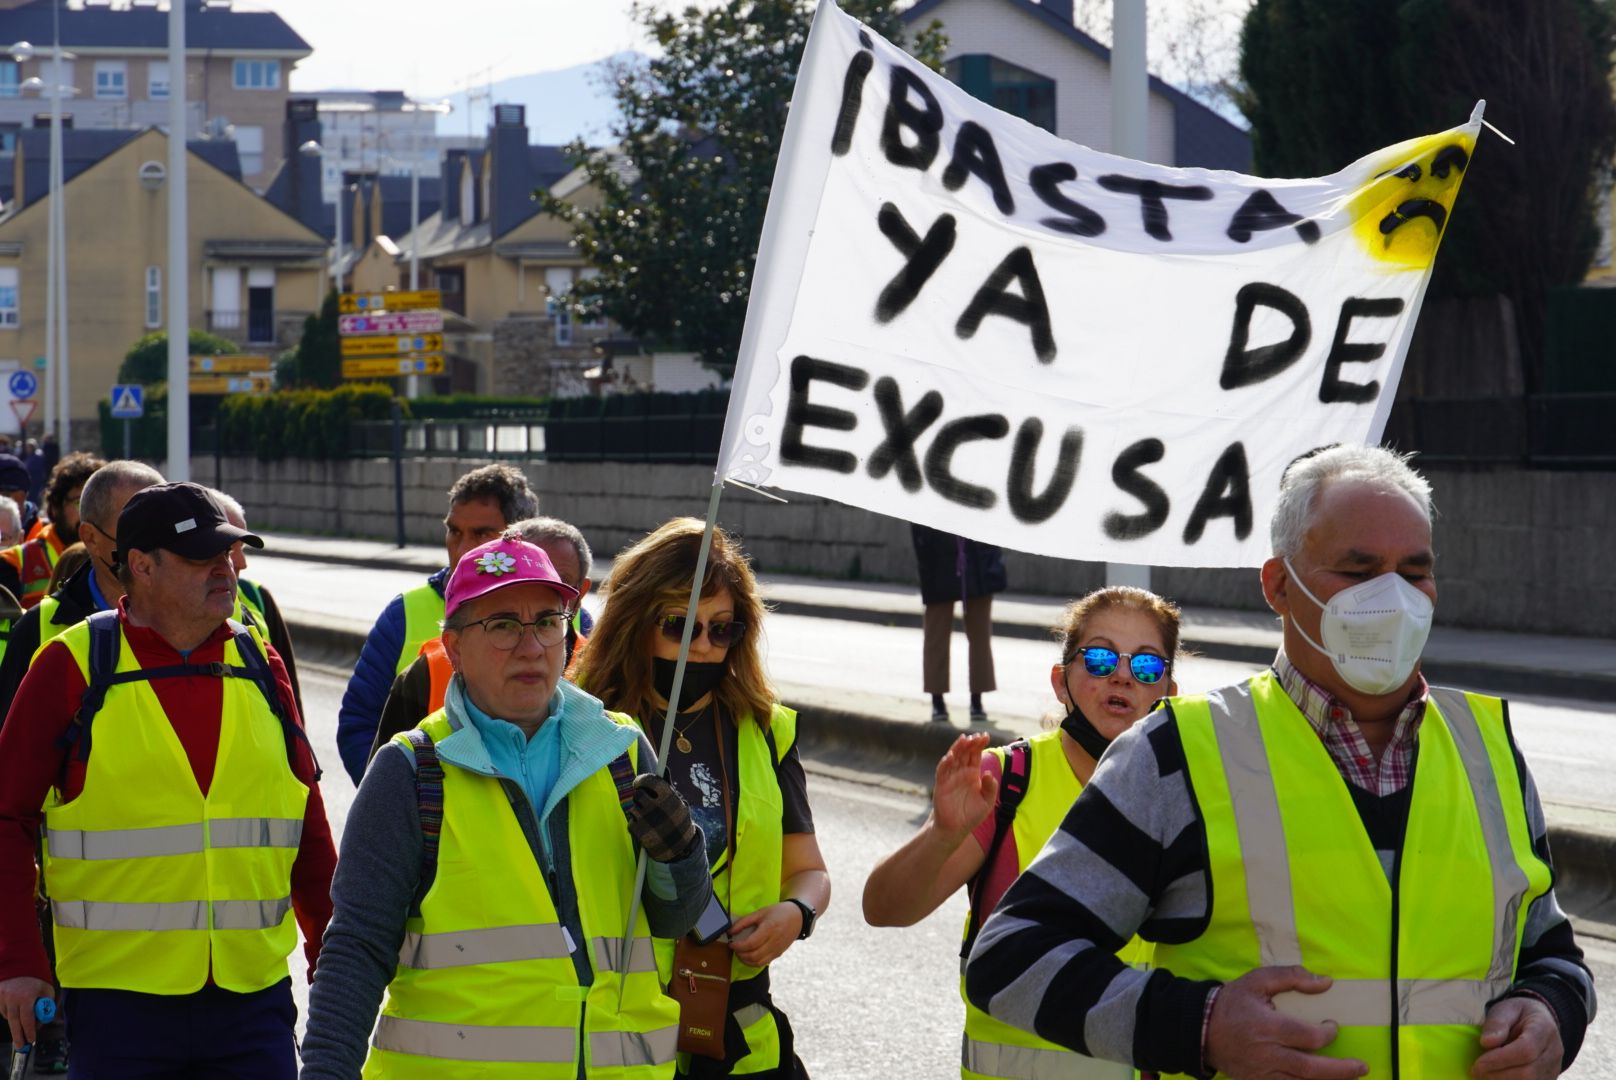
<box><xmin>336</xmin><ymin>567</ymin><xmax>449</xmax><ymax>783</ymax></box>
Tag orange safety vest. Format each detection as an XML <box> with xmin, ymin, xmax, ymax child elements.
<box><xmin>0</xmin><ymin>524</ymin><xmax>65</xmax><ymax>609</ymax></box>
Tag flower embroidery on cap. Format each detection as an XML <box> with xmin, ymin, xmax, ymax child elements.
<box><xmin>474</xmin><ymin>551</ymin><xmax>517</xmax><ymax>577</ymax></box>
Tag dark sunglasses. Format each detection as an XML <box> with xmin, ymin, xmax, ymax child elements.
<box><xmin>659</xmin><ymin>614</ymin><xmax>747</xmax><ymax>648</ymax></box>
<box><xmin>1070</xmin><ymin>647</ymin><xmax>1169</xmax><ymax>685</ymax></box>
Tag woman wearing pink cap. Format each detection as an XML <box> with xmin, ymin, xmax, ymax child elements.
<box><xmin>302</xmin><ymin>536</ymin><xmax>714</xmax><ymax>1078</ymax></box>
<box><xmin>577</xmin><ymin>518</ymin><xmax>830</xmax><ymax>1079</ymax></box>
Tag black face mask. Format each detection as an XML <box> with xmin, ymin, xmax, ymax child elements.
<box><xmin>652</xmin><ymin>657</ymin><xmax>727</xmax><ymax>712</ymax></box>
<box><xmin>1058</xmin><ymin>667</ymin><xmax>1114</xmax><ymax>762</ymax></box>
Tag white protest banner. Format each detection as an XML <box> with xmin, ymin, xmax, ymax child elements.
<box><xmin>717</xmin><ymin>0</ymin><xmax>1482</xmax><ymax>568</ymax></box>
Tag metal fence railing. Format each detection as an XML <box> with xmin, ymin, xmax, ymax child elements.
<box><xmin>345</xmin><ymin>412</ymin><xmax>726</xmax><ymax>464</ymax></box>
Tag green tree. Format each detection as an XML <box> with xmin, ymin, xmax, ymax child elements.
<box><xmin>118</xmin><ymin>328</ymin><xmax>239</xmax><ymax>385</ymax></box>
<box><xmin>542</xmin><ymin>1</ymin><xmax>946</xmax><ymax>376</ymax></box>
<box><xmin>1238</xmin><ymin>0</ymin><xmax>1616</xmax><ymax>391</ymax></box>
<box><xmin>290</xmin><ymin>288</ymin><xmax>343</xmax><ymax>388</ymax></box>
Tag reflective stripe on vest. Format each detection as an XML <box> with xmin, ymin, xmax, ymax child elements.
<box><xmin>1150</xmin><ymin>674</ymin><xmax>1551</xmax><ymax>1076</ymax></box>
<box><xmin>961</xmin><ymin>730</ymin><xmax>1133</xmax><ymax>1080</ymax></box>
<box><xmin>367</xmin><ymin>709</ymin><xmax>676</xmax><ymax>1078</ymax></box>
<box><xmin>963</xmin><ymin>1037</ymin><xmax>1131</xmax><ymax>1080</ymax></box>
<box><xmin>398</xmin><ymin>583</ymin><xmax>446</xmax><ymax>677</ymax></box>
<box><xmin>42</xmin><ymin>620</ymin><xmax>309</xmax><ymax>995</ymax></box>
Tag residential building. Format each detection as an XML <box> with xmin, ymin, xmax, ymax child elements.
<box><xmin>902</xmin><ymin>0</ymin><xmax>1250</xmax><ymax>170</ymax></box>
<box><xmin>348</xmin><ymin>103</ymin><xmax>606</xmax><ymax>397</ymax></box>
<box><xmin>307</xmin><ymin>89</ymin><xmax>452</xmax><ymax>204</ymax></box>
<box><xmin>0</xmin><ymin>124</ymin><xmax>326</xmax><ymax>439</ymax></box>
<box><xmin>0</xmin><ymin>0</ymin><xmax>312</xmax><ymax>191</ymax></box>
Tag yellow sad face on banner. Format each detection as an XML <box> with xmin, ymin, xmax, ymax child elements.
<box><xmin>1350</xmin><ymin>132</ymin><xmax>1477</xmax><ymax>268</ymax></box>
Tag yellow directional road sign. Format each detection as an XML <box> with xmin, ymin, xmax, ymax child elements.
<box><xmin>342</xmin><ymin>355</ymin><xmax>446</xmax><ymax>378</ymax></box>
<box><xmin>340</xmin><ymin>333</ymin><xmax>445</xmax><ymax>358</ymax></box>
<box><xmin>339</xmin><ymin>289</ymin><xmax>442</xmax><ymax>315</ymax></box>
<box><xmin>190</xmin><ymin>355</ymin><xmax>273</xmax><ymax>375</ymax></box>
<box><xmin>191</xmin><ymin>375</ymin><xmax>273</xmax><ymax>395</ymax></box>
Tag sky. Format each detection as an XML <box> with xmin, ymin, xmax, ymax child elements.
<box><xmin>255</xmin><ymin>0</ymin><xmax>695</xmax><ymax>102</ymax></box>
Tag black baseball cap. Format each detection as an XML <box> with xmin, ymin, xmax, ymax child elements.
<box><xmin>115</xmin><ymin>482</ymin><xmax>263</xmax><ymax>565</ymax></box>
<box><xmin>0</xmin><ymin>454</ymin><xmax>27</xmax><ymax>493</ymax></box>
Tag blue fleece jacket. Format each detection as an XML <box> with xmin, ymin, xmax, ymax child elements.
<box><xmin>336</xmin><ymin>567</ymin><xmax>448</xmax><ymax>783</ymax></box>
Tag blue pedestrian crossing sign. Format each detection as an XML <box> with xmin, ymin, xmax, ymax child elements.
<box><xmin>7</xmin><ymin>370</ymin><xmax>37</xmax><ymax>400</ymax></box>
<box><xmin>110</xmin><ymin>384</ymin><xmax>145</xmax><ymax>419</ymax></box>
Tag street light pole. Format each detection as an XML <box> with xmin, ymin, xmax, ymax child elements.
<box><xmin>51</xmin><ymin>45</ymin><xmax>67</xmax><ymax>451</ymax></box>
<box><xmin>335</xmin><ymin>180</ymin><xmax>345</xmax><ymax>294</ymax></box>
<box><xmin>166</xmin><ymin>0</ymin><xmax>189</xmax><ymax>479</ymax></box>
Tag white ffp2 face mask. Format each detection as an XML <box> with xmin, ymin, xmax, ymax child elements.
<box><xmin>1283</xmin><ymin>558</ymin><xmax>1434</xmax><ymax>696</ymax></box>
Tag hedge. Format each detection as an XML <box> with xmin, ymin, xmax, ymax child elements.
<box><xmin>216</xmin><ymin>383</ymin><xmax>405</xmax><ymax>461</ymax></box>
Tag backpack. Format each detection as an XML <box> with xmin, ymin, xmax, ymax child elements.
<box><xmin>56</xmin><ymin>610</ymin><xmax>317</xmax><ymax>780</ymax></box>
<box><xmin>960</xmin><ymin>737</ymin><xmax>1031</xmax><ymax>958</ymax></box>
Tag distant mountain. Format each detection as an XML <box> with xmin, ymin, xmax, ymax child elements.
<box><xmin>431</xmin><ymin>52</ymin><xmax>636</xmax><ymax>147</ymax></box>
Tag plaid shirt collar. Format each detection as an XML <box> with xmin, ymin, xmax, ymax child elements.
<box><xmin>1272</xmin><ymin>651</ymin><xmax>1429</xmax><ymax>796</ymax></box>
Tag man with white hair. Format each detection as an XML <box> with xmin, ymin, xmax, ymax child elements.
<box><xmin>210</xmin><ymin>490</ymin><xmax>303</xmax><ymax>714</ymax></box>
<box><xmin>0</xmin><ymin>497</ymin><xmax>22</xmax><ymax>548</ymax></box>
<box><xmin>964</xmin><ymin>444</ymin><xmax>1595</xmax><ymax>1078</ymax></box>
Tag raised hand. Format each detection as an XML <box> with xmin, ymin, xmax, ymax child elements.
<box><xmin>931</xmin><ymin>732</ymin><xmax>999</xmax><ymax>840</ymax></box>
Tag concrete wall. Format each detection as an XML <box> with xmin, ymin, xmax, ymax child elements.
<box><xmin>196</xmin><ymin>456</ymin><xmax>1616</xmax><ymax>638</ymax></box>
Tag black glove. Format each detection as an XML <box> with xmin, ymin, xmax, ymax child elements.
<box><xmin>626</xmin><ymin>774</ymin><xmax>701</xmax><ymax>863</ymax></box>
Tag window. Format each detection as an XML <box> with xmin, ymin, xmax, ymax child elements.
<box><xmin>459</xmin><ymin>164</ymin><xmax>475</xmax><ymax>223</ymax></box>
<box><xmin>94</xmin><ymin>62</ymin><xmax>127</xmax><ymax>100</ymax></box>
<box><xmin>0</xmin><ymin>62</ymin><xmax>18</xmax><ymax>99</ymax></box>
<box><xmin>148</xmin><ymin>61</ymin><xmax>169</xmax><ymax>100</ymax></box>
<box><xmin>946</xmin><ymin>55</ymin><xmax>1057</xmax><ymax>135</ymax></box>
<box><xmin>0</xmin><ymin>268</ymin><xmax>18</xmax><ymax>328</ymax></box>
<box><xmin>0</xmin><ymin>126</ymin><xmax>18</xmax><ymax>156</ymax></box>
<box><xmin>235</xmin><ymin>125</ymin><xmax>264</xmax><ymax>176</ymax></box>
<box><xmin>232</xmin><ymin>59</ymin><xmax>280</xmax><ymax>91</ymax></box>
<box><xmin>545</xmin><ymin>268</ymin><xmax>574</xmax><ymax>345</ymax></box>
<box><xmin>144</xmin><ymin>266</ymin><xmax>161</xmax><ymax>329</ymax></box>
<box><xmin>578</xmin><ymin>267</ymin><xmax>605</xmax><ymax>329</ymax></box>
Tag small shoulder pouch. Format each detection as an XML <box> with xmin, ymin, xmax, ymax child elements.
<box><xmin>669</xmin><ymin>706</ymin><xmax>737</xmax><ymax>1060</ymax></box>
<box><xmin>670</xmin><ymin>936</ymin><xmax>731</xmax><ymax>1060</ymax></box>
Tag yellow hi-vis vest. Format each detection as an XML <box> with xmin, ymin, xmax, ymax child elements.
<box><xmin>961</xmin><ymin>730</ymin><xmax>1137</xmax><ymax>1080</ymax></box>
<box><xmin>41</xmin><ymin>619</ymin><xmax>309</xmax><ymax>994</ymax></box>
<box><xmin>640</xmin><ymin>704</ymin><xmax>796</xmax><ymax>1075</ymax></box>
<box><xmin>367</xmin><ymin>709</ymin><xmax>678</xmax><ymax>1078</ymax></box>
<box><xmin>1151</xmin><ymin>673</ymin><xmax>1551</xmax><ymax>1078</ymax></box>
<box><xmin>397</xmin><ymin>582</ymin><xmax>446</xmax><ymax>677</ymax></box>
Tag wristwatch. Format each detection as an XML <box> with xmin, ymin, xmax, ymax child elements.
<box><xmin>785</xmin><ymin>897</ymin><xmax>817</xmax><ymax>940</ymax></box>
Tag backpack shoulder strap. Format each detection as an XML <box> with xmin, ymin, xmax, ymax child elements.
<box><xmin>405</xmin><ymin>728</ymin><xmax>444</xmax><ymax>908</ymax></box>
<box><xmin>57</xmin><ymin>611</ymin><xmax>124</xmax><ymax>763</ymax></box>
<box><xmin>225</xmin><ymin>619</ymin><xmax>321</xmax><ymax>782</ymax></box>
<box><xmin>961</xmin><ymin>737</ymin><xmax>1032</xmax><ymax>958</ymax></box>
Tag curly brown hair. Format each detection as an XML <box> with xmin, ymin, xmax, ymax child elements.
<box><xmin>576</xmin><ymin>517</ymin><xmax>774</xmax><ymax>729</ymax></box>
<box><xmin>45</xmin><ymin>452</ymin><xmax>105</xmax><ymax>529</ymax></box>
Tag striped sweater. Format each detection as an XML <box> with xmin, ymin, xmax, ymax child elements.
<box><xmin>962</xmin><ymin>676</ymin><xmax>1596</xmax><ymax>1077</ymax></box>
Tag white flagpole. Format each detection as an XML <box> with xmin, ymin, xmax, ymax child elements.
<box><xmin>618</xmin><ymin>479</ymin><xmax>725</xmax><ymax>999</ymax></box>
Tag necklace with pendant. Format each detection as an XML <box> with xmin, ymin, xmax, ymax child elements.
<box><xmin>674</xmin><ymin>713</ymin><xmax>700</xmax><ymax>753</ymax></box>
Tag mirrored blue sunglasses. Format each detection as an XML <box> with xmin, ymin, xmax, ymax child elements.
<box><xmin>1072</xmin><ymin>647</ymin><xmax>1168</xmax><ymax>685</ymax></box>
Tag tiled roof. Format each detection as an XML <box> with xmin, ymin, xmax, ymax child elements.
<box><xmin>0</xmin><ymin>0</ymin><xmax>310</xmax><ymax>54</ymax></box>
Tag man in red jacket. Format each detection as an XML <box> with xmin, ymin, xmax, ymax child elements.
<box><xmin>0</xmin><ymin>482</ymin><xmax>335</xmax><ymax>1078</ymax></box>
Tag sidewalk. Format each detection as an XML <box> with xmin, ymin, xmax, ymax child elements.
<box><xmin>260</xmin><ymin>530</ymin><xmax>1616</xmax><ymax>937</ymax></box>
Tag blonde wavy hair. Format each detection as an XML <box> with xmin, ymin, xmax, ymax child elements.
<box><xmin>577</xmin><ymin>517</ymin><xmax>775</xmax><ymax>728</ymax></box>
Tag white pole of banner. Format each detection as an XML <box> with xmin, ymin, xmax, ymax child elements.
<box><xmin>619</xmin><ymin>479</ymin><xmax>725</xmax><ymax>1000</ymax></box>
<box><xmin>166</xmin><ymin>0</ymin><xmax>189</xmax><ymax>480</ymax></box>
<box><xmin>1107</xmin><ymin>0</ymin><xmax>1151</xmax><ymax>591</ymax></box>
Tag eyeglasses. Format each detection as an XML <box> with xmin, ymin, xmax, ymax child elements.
<box><xmin>659</xmin><ymin>614</ymin><xmax>747</xmax><ymax>648</ymax></box>
<box><xmin>1070</xmin><ymin>647</ymin><xmax>1169</xmax><ymax>685</ymax></box>
<box><xmin>459</xmin><ymin>612</ymin><xmax>569</xmax><ymax>651</ymax></box>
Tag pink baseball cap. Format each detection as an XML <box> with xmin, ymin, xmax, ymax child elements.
<box><xmin>443</xmin><ymin>537</ymin><xmax>579</xmax><ymax>622</ymax></box>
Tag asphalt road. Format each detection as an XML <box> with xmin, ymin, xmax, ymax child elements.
<box><xmin>288</xmin><ymin>665</ymin><xmax>1613</xmax><ymax>1077</ymax></box>
<box><xmin>251</xmin><ymin>552</ymin><xmax>1616</xmax><ymax>812</ymax></box>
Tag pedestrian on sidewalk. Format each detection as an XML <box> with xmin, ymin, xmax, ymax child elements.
<box><xmin>301</xmin><ymin>536</ymin><xmax>711</xmax><ymax>1078</ymax></box>
<box><xmin>0</xmin><ymin>482</ymin><xmax>334</xmax><ymax>1078</ymax></box>
<box><xmin>0</xmin><ymin>459</ymin><xmax>163</xmax><ymax>725</ymax></box>
<box><xmin>577</xmin><ymin>518</ymin><xmax>830</xmax><ymax>1080</ymax></box>
<box><xmin>336</xmin><ymin>463</ymin><xmax>538</xmax><ymax>783</ymax></box>
<box><xmin>212</xmin><ymin>489</ymin><xmax>305</xmax><ymax>718</ymax></box>
<box><xmin>864</xmin><ymin>586</ymin><xmax>1180</xmax><ymax>1079</ymax></box>
<box><xmin>965</xmin><ymin>445</ymin><xmax>1597</xmax><ymax>1077</ymax></box>
<box><xmin>910</xmin><ymin>523</ymin><xmax>1005</xmax><ymax>724</ymax></box>
<box><xmin>366</xmin><ymin>514</ymin><xmax>597</xmax><ymax>762</ymax></box>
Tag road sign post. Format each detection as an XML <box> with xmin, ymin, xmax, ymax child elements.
<box><xmin>110</xmin><ymin>384</ymin><xmax>145</xmax><ymax>460</ymax></box>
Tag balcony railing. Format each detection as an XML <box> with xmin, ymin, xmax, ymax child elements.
<box><xmin>206</xmin><ymin>309</ymin><xmax>283</xmax><ymax>346</ymax></box>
